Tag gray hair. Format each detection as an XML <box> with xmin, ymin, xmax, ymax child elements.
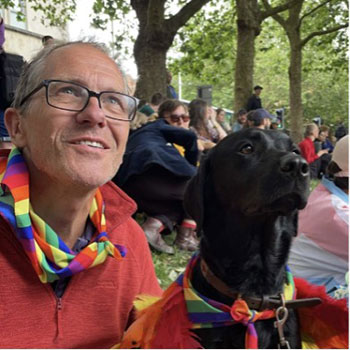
<box><xmin>13</xmin><ymin>40</ymin><xmax>128</xmax><ymax>113</ymax></box>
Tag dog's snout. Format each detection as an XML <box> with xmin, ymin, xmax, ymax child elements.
<box><xmin>280</xmin><ymin>155</ymin><xmax>309</xmax><ymax>177</ymax></box>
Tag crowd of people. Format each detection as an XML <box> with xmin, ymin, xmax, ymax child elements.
<box><xmin>0</xmin><ymin>17</ymin><xmax>348</xmax><ymax>348</ymax></box>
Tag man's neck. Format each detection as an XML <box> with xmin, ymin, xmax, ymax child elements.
<box><xmin>29</xmin><ymin>180</ymin><xmax>97</xmax><ymax>249</ymax></box>
<box><xmin>308</xmin><ymin>135</ymin><xmax>315</xmax><ymax>141</ymax></box>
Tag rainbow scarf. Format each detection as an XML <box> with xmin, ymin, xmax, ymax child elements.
<box><xmin>178</xmin><ymin>254</ymin><xmax>295</xmax><ymax>349</ymax></box>
<box><xmin>0</xmin><ymin>148</ymin><xmax>126</xmax><ymax>283</ymax></box>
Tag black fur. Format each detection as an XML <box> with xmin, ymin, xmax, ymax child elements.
<box><xmin>184</xmin><ymin>128</ymin><xmax>310</xmax><ymax>349</ymax></box>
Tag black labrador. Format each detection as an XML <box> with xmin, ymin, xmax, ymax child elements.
<box><xmin>183</xmin><ymin>128</ymin><xmax>310</xmax><ymax>348</ymax></box>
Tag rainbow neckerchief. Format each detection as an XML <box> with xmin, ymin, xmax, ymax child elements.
<box><xmin>177</xmin><ymin>254</ymin><xmax>296</xmax><ymax>349</ymax></box>
<box><xmin>0</xmin><ymin>148</ymin><xmax>126</xmax><ymax>283</ymax></box>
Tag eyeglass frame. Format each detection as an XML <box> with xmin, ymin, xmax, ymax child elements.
<box><xmin>19</xmin><ymin>79</ymin><xmax>137</xmax><ymax>121</ymax></box>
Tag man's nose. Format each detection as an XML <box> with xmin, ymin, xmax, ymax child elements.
<box><xmin>76</xmin><ymin>96</ymin><xmax>106</xmax><ymax>126</ymax></box>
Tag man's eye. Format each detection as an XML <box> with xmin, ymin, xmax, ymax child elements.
<box><xmin>57</xmin><ymin>86</ymin><xmax>80</xmax><ymax>96</ymax></box>
<box><xmin>240</xmin><ymin>144</ymin><xmax>254</xmax><ymax>154</ymax></box>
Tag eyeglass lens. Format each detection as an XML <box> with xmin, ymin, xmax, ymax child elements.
<box><xmin>170</xmin><ymin>114</ymin><xmax>190</xmax><ymax>122</ymax></box>
<box><xmin>47</xmin><ymin>81</ymin><xmax>135</xmax><ymax>120</ymax></box>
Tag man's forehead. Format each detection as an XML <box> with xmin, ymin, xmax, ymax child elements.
<box><xmin>45</xmin><ymin>44</ymin><xmax>121</xmax><ymax>75</ymax></box>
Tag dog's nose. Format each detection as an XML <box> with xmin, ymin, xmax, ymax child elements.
<box><xmin>280</xmin><ymin>155</ymin><xmax>309</xmax><ymax>177</ymax></box>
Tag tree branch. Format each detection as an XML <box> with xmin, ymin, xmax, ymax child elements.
<box><xmin>300</xmin><ymin>0</ymin><xmax>332</xmax><ymax>23</ymax></box>
<box><xmin>301</xmin><ymin>23</ymin><xmax>348</xmax><ymax>47</ymax></box>
<box><xmin>260</xmin><ymin>0</ymin><xmax>299</xmax><ymax>21</ymax></box>
<box><xmin>166</xmin><ymin>0</ymin><xmax>211</xmax><ymax>34</ymax></box>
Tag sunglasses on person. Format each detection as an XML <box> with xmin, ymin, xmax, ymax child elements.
<box><xmin>169</xmin><ymin>114</ymin><xmax>190</xmax><ymax>123</ymax></box>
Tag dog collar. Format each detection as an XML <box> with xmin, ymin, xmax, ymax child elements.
<box><xmin>200</xmin><ymin>258</ymin><xmax>321</xmax><ymax>311</ymax></box>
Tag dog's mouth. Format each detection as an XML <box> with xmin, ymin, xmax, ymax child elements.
<box><xmin>244</xmin><ymin>193</ymin><xmax>306</xmax><ymax>216</ymax></box>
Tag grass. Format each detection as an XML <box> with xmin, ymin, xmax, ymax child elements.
<box><xmin>149</xmin><ymin>179</ymin><xmax>321</xmax><ymax>289</ymax></box>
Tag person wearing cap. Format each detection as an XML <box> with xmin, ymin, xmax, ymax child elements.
<box><xmin>288</xmin><ymin>135</ymin><xmax>349</xmax><ymax>293</ymax></box>
<box><xmin>246</xmin><ymin>108</ymin><xmax>272</xmax><ymax>130</ymax></box>
<box><xmin>246</xmin><ymin>85</ymin><xmax>263</xmax><ymax>111</ymax></box>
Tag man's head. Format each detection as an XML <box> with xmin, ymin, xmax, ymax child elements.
<box><xmin>5</xmin><ymin>41</ymin><xmax>136</xmax><ymax>191</ymax></box>
<box><xmin>158</xmin><ymin>99</ymin><xmax>189</xmax><ymax>129</ymax></box>
<box><xmin>247</xmin><ymin>108</ymin><xmax>272</xmax><ymax>129</ymax></box>
<box><xmin>150</xmin><ymin>92</ymin><xmax>165</xmax><ymax>111</ymax></box>
<box><xmin>166</xmin><ymin>70</ymin><xmax>172</xmax><ymax>84</ymax></box>
<box><xmin>42</xmin><ymin>35</ymin><xmax>54</xmax><ymax>47</ymax></box>
<box><xmin>237</xmin><ymin>108</ymin><xmax>247</xmax><ymax>125</ymax></box>
<box><xmin>305</xmin><ymin>123</ymin><xmax>319</xmax><ymax>140</ymax></box>
<box><xmin>254</xmin><ymin>85</ymin><xmax>263</xmax><ymax>96</ymax></box>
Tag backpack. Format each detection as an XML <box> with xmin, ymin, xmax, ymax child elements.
<box><xmin>0</xmin><ymin>52</ymin><xmax>25</xmax><ymax>110</ymax></box>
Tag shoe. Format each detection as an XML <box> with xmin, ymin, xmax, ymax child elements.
<box><xmin>141</xmin><ymin>217</ymin><xmax>174</xmax><ymax>254</ymax></box>
<box><xmin>175</xmin><ymin>225</ymin><xmax>199</xmax><ymax>251</ymax></box>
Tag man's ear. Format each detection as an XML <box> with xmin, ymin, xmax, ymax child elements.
<box><xmin>4</xmin><ymin>108</ymin><xmax>27</xmax><ymax>148</ymax></box>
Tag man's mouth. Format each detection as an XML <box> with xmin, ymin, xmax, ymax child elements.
<box><xmin>74</xmin><ymin>140</ymin><xmax>105</xmax><ymax>149</ymax></box>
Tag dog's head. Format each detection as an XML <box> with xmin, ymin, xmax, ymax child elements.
<box><xmin>184</xmin><ymin>128</ymin><xmax>310</xmax><ymax>233</ymax></box>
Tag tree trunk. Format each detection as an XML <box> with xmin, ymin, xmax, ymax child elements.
<box><xmin>131</xmin><ymin>0</ymin><xmax>211</xmax><ymax>101</ymax></box>
<box><xmin>234</xmin><ymin>0</ymin><xmax>261</xmax><ymax>114</ymax></box>
<box><xmin>133</xmin><ymin>32</ymin><xmax>170</xmax><ymax>101</ymax></box>
<box><xmin>288</xmin><ymin>36</ymin><xmax>303</xmax><ymax>142</ymax></box>
<box><xmin>234</xmin><ymin>20</ymin><xmax>257</xmax><ymax>113</ymax></box>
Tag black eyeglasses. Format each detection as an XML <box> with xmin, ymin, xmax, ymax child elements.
<box><xmin>19</xmin><ymin>79</ymin><xmax>137</xmax><ymax>121</ymax></box>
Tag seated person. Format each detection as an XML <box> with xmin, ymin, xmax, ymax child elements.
<box><xmin>113</xmin><ymin>100</ymin><xmax>199</xmax><ymax>254</ymax></box>
<box><xmin>0</xmin><ymin>40</ymin><xmax>162</xmax><ymax>348</ymax></box>
<box><xmin>316</xmin><ymin>125</ymin><xmax>334</xmax><ymax>153</ymax></box>
<box><xmin>289</xmin><ymin>135</ymin><xmax>348</xmax><ymax>293</ymax></box>
<box><xmin>246</xmin><ymin>108</ymin><xmax>273</xmax><ymax>130</ymax></box>
<box><xmin>216</xmin><ymin>108</ymin><xmax>231</xmax><ymax>134</ymax></box>
<box><xmin>299</xmin><ymin>123</ymin><xmax>330</xmax><ymax>179</ymax></box>
<box><xmin>188</xmin><ymin>99</ymin><xmax>218</xmax><ymax>151</ymax></box>
<box><xmin>232</xmin><ymin>108</ymin><xmax>247</xmax><ymax>132</ymax></box>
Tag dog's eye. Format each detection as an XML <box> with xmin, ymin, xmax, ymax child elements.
<box><xmin>292</xmin><ymin>149</ymin><xmax>300</xmax><ymax>155</ymax></box>
<box><xmin>240</xmin><ymin>145</ymin><xmax>254</xmax><ymax>154</ymax></box>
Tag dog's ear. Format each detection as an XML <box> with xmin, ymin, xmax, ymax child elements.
<box><xmin>183</xmin><ymin>152</ymin><xmax>212</xmax><ymax>236</ymax></box>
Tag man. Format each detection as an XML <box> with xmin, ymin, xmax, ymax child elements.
<box><xmin>166</xmin><ymin>70</ymin><xmax>178</xmax><ymax>99</ymax></box>
<box><xmin>299</xmin><ymin>123</ymin><xmax>330</xmax><ymax>179</ymax></box>
<box><xmin>0</xmin><ymin>41</ymin><xmax>162</xmax><ymax>348</ymax></box>
<box><xmin>232</xmin><ymin>108</ymin><xmax>247</xmax><ymax>132</ymax></box>
<box><xmin>246</xmin><ymin>85</ymin><xmax>263</xmax><ymax>111</ymax></box>
<box><xmin>246</xmin><ymin>108</ymin><xmax>272</xmax><ymax>130</ymax></box>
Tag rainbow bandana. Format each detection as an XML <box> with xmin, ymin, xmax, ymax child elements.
<box><xmin>0</xmin><ymin>148</ymin><xmax>126</xmax><ymax>283</ymax></box>
<box><xmin>177</xmin><ymin>254</ymin><xmax>295</xmax><ymax>349</ymax></box>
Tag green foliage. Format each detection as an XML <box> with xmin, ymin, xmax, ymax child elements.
<box><xmin>0</xmin><ymin>0</ymin><xmax>77</xmax><ymax>26</ymax></box>
<box><xmin>169</xmin><ymin>0</ymin><xmax>348</xmax><ymax>128</ymax></box>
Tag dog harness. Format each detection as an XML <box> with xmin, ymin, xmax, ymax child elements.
<box><xmin>0</xmin><ymin>148</ymin><xmax>126</xmax><ymax>283</ymax></box>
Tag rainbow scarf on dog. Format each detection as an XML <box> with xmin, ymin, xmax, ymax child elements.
<box><xmin>0</xmin><ymin>148</ymin><xmax>126</xmax><ymax>283</ymax></box>
<box><xmin>181</xmin><ymin>255</ymin><xmax>293</xmax><ymax>348</ymax></box>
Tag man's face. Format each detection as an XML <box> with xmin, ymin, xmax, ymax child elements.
<box><xmin>238</xmin><ymin>113</ymin><xmax>247</xmax><ymax>124</ymax></box>
<box><xmin>255</xmin><ymin>88</ymin><xmax>262</xmax><ymax>96</ymax></box>
<box><xmin>164</xmin><ymin>106</ymin><xmax>189</xmax><ymax>129</ymax></box>
<box><xmin>11</xmin><ymin>44</ymin><xmax>130</xmax><ymax>190</ymax></box>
